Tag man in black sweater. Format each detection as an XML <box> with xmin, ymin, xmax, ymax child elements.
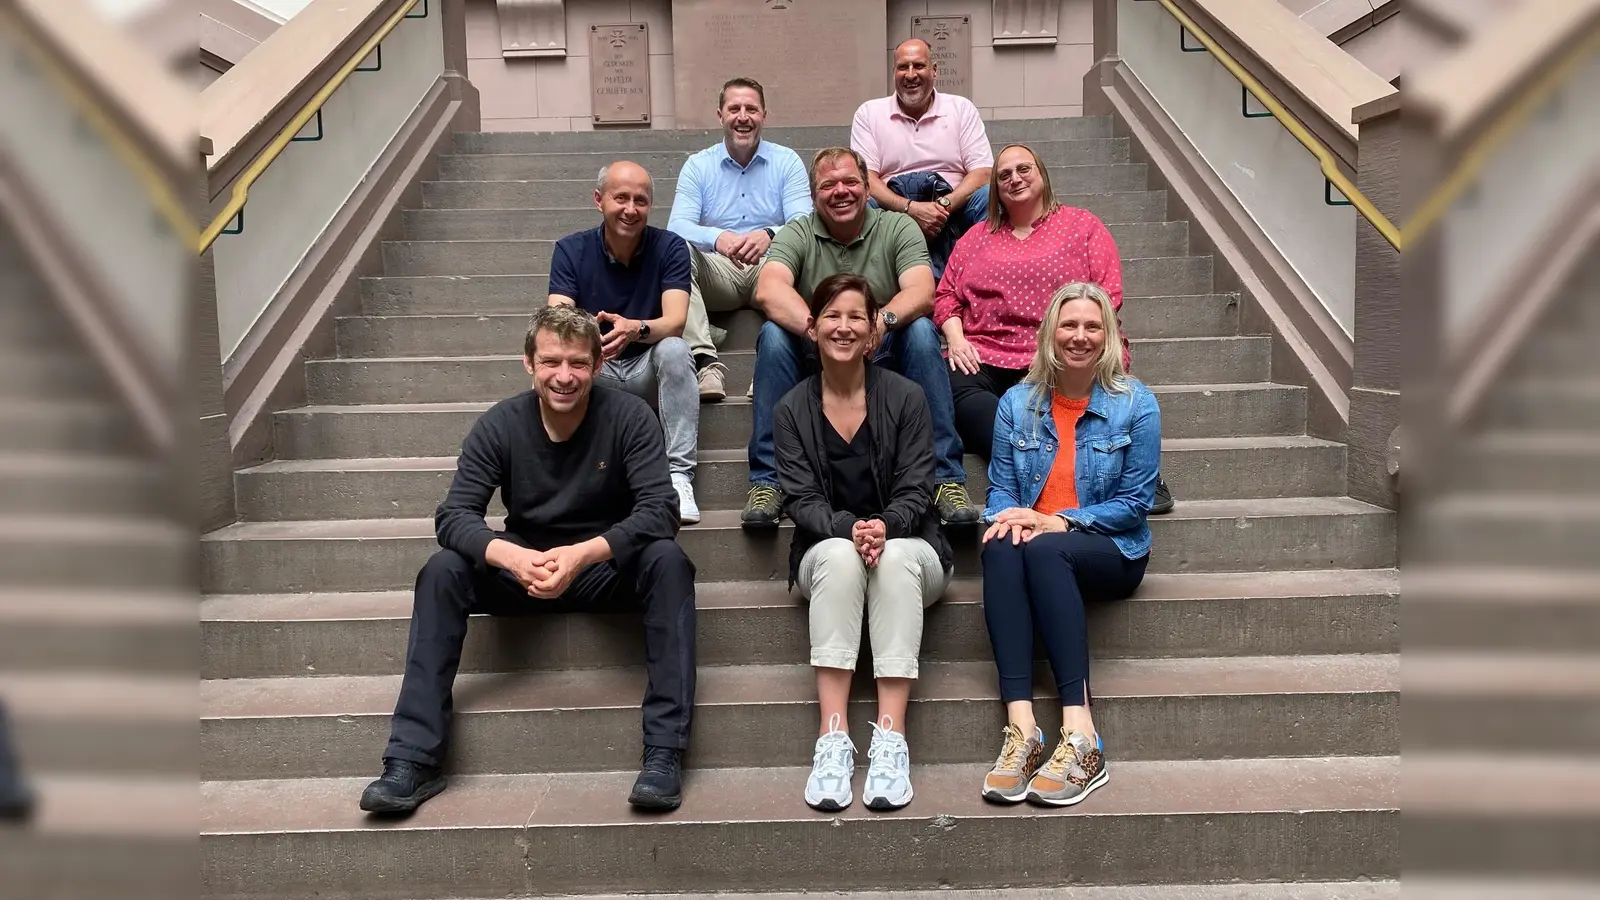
<box><xmin>359</xmin><ymin>305</ymin><xmax>697</xmax><ymax>815</ymax></box>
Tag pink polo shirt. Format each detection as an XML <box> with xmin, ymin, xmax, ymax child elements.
<box><xmin>850</xmin><ymin>91</ymin><xmax>994</xmax><ymax>188</ymax></box>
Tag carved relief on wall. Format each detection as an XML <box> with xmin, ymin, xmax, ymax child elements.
<box><xmin>992</xmin><ymin>0</ymin><xmax>1060</xmax><ymax>46</ymax></box>
<box><xmin>498</xmin><ymin>0</ymin><xmax>567</xmax><ymax>57</ymax></box>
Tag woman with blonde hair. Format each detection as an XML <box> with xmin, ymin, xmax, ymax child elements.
<box><xmin>976</xmin><ymin>281</ymin><xmax>1160</xmax><ymax>808</ymax></box>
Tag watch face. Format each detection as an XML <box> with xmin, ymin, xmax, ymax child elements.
<box><xmin>882</xmin><ymin>311</ymin><xmax>897</xmax><ymax>327</ymax></box>
<box><xmin>937</xmin><ymin>197</ymin><xmax>952</xmax><ymax>208</ymax></box>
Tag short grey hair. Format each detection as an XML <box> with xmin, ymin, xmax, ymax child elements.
<box><xmin>595</xmin><ymin>163</ymin><xmax>653</xmax><ymax>200</ymax></box>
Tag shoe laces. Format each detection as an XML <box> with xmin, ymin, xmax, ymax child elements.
<box><xmin>639</xmin><ymin>746</ymin><xmax>679</xmax><ymax>777</ymax></box>
<box><xmin>812</xmin><ymin>714</ymin><xmax>855</xmax><ymax>778</ymax></box>
<box><xmin>1041</xmin><ymin>732</ymin><xmax>1085</xmax><ymax>780</ymax></box>
<box><xmin>935</xmin><ymin>483</ymin><xmax>970</xmax><ymax>508</ymax></box>
<box><xmin>748</xmin><ymin>484</ymin><xmax>780</xmax><ymax>508</ymax></box>
<box><xmin>867</xmin><ymin>717</ymin><xmax>909</xmax><ymax>772</ymax></box>
<box><xmin>993</xmin><ymin>725</ymin><xmax>1029</xmax><ymax>772</ymax></box>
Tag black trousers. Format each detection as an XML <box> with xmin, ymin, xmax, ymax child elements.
<box><xmin>950</xmin><ymin>364</ymin><xmax>1026</xmax><ymax>462</ymax></box>
<box><xmin>384</xmin><ymin>534</ymin><xmax>697</xmax><ymax>767</ymax></box>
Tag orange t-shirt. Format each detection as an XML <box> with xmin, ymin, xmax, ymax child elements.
<box><xmin>1032</xmin><ymin>394</ymin><xmax>1090</xmax><ymax>515</ymax></box>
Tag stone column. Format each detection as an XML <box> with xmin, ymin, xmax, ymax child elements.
<box><xmin>1348</xmin><ymin>106</ymin><xmax>1403</xmax><ymax>509</ymax></box>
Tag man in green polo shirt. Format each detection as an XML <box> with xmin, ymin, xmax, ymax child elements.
<box><xmin>742</xmin><ymin>147</ymin><xmax>977</xmax><ymax>527</ymax></box>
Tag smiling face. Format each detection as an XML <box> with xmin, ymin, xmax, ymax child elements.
<box><xmin>893</xmin><ymin>40</ymin><xmax>936</xmax><ymax>113</ymax></box>
<box><xmin>526</xmin><ymin>329</ymin><xmax>596</xmax><ymax>417</ymax></box>
<box><xmin>594</xmin><ymin>162</ymin><xmax>652</xmax><ymax>244</ymax></box>
<box><xmin>1053</xmin><ymin>297</ymin><xmax>1107</xmax><ymax>374</ymax></box>
<box><xmin>807</xmin><ymin>288</ymin><xmax>875</xmax><ymax>366</ymax></box>
<box><xmin>813</xmin><ymin>154</ymin><xmax>868</xmax><ymax>234</ymax></box>
<box><xmin>717</xmin><ymin>85</ymin><xmax>766</xmax><ymax>157</ymax></box>
<box><xmin>995</xmin><ymin>145</ymin><xmax>1045</xmax><ymax>215</ymax></box>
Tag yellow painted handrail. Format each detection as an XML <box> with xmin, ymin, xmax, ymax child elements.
<box><xmin>1153</xmin><ymin>0</ymin><xmax>1403</xmax><ymax>251</ymax></box>
<box><xmin>1406</xmin><ymin>23</ymin><xmax>1600</xmax><ymax>244</ymax></box>
<box><xmin>198</xmin><ymin>0</ymin><xmax>420</xmax><ymax>254</ymax></box>
<box><xmin>0</xmin><ymin>4</ymin><xmax>198</xmax><ymax>248</ymax></box>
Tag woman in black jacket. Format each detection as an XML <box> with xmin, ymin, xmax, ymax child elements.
<box><xmin>774</xmin><ymin>273</ymin><xmax>954</xmax><ymax>813</ymax></box>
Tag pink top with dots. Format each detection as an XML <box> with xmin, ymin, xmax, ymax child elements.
<box><xmin>932</xmin><ymin>206</ymin><xmax>1131</xmax><ymax>371</ymax></box>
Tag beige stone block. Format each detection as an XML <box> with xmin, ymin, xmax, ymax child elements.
<box><xmin>969</xmin><ymin>45</ymin><xmax>1027</xmax><ymax>109</ymax></box>
<box><xmin>1022</xmin><ymin>43</ymin><xmax>1092</xmax><ymax>107</ymax></box>
<box><xmin>470</xmin><ymin>57</ymin><xmax>543</xmax><ymax>118</ymax></box>
<box><xmin>566</xmin><ymin>0</ymin><xmax>633</xmax><ymax>56</ymax></box>
<box><xmin>629</xmin><ymin>0</ymin><xmax>673</xmax><ymax>41</ymax></box>
<box><xmin>482</xmin><ymin>117</ymin><xmax>576</xmax><ymax>132</ymax></box>
<box><xmin>1058</xmin><ymin>0</ymin><xmax>1092</xmax><ymax>44</ymax></box>
<box><xmin>649</xmin><ymin>53</ymin><xmax>675</xmax><ymax>118</ymax></box>
<box><xmin>991</xmin><ymin>104</ymin><xmax>1081</xmax><ymax>120</ymax></box>
<box><xmin>465</xmin><ymin>0</ymin><xmax>503</xmax><ymax>59</ymax></box>
<box><xmin>928</xmin><ymin>0</ymin><xmax>991</xmax><ymax>46</ymax></box>
<box><xmin>535</xmin><ymin>57</ymin><xmax>595</xmax><ymax>118</ymax></box>
<box><xmin>888</xmin><ymin>0</ymin><xmax>928</xmax><ymax>47</ymax></box>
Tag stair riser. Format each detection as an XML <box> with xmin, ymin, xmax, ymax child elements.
<box><xmin>1404</xmin><ymin>600</ymin><xmax>1600</xmax><ymax>653</ymax></box>
<box><xmin>1404</xmin><ymin>696</ymin><xmax>1600</xmax><ymax>755</ymax></box>
<box><xmin>201</xmin><ymin>809</ymin><xmax>1397</xmax><ymax>899</ymax></box>
<box><xmin>16</xmin><ymin>719</ymin><xmax>195</xmax><ymax>777</ymax></box>
<box><xmin>422</xmin><ymin>165</ymin><xmax>1149</xmax><ymax>209</ymax></box>
<box><xmin>402</xmin><ymin>191</ymin><xmax>1173</xmax><ymax>240</ymax></box>
<box><xmin>1416</xmin><ymin>516</ymin><xmax>1600</xmax><ymax>569</ymax></box>
<box><xmin>437</xmin><ymin>139</ymin><xmax>1133</xmax><ymax>181</ymax></box>
<box><xmin>0</xmin><ymin>408</ymin><xmax>134</xmax><ymax>454</ymax></box>
<box><xmin>0</xmin><ymin>358</ymin><xmax>106</xmax><ymax>399</ymax></box>
<box><xmin>0</xmin><ymin>541</ymin><xmax>190</xmax><ymax>590</ymax></box>
<box><xmin>235</xmin><ymin>442</ymin><xmax>1345</xmax><ymax>520</ymax></box>
<box><xmin>1450</xmin><ymin>449</ymin><xmax>1600</xmax><ymax>491</ymax></box>
<box><xmin>1480</xmin><ymin>394</ymin><xmax>1600</xmax><ymax>431</ymax></box>
<box><xmin>303</xmin><ymin>338</ymin><xmax>1264</xmax><ymax>404</ymax></box>
<box><xmin>452</xmin><ymin>118</ymin><xmax>1116</xmax><ymax>153</ymax></box>
<box><xmin>203</xmin><ymin>592</ymin><xmax>1398</xmax><ymax>679</ymax></box>
<box><xmin>273</xmin><ymin>386</ymin><xmax>1307</xmax><ymax>458</ymax></box>
<box><xmin>380</xmin><ymin>221</ymin><xmax>1186</xmax><ymax>277</ymax></box>
<box><xmin>200</xmin><ymin>511</ymin><xmax>1394</xmax><ymax>593</ymax></box>
<box><xmin>0</xmin><ymin>621</ymin><xmax>197</xmax><ymax>674</ymax></box>
<box><xmin>0</xmin><ymin>468</ymin><xmax>168</xmax><ymax>516</ymax></box>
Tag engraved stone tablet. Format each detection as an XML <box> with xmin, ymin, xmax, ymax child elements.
<box><xmin>589</xmin><ymin>23</ymin><xmax>651</xmax><ymax>125</ymax></box>
<box><xmin>671</xmin><ymin>0</ymin><xmax>888</xmax><ymax>128</ymax></box>
<box><xmin>912</xmin><ymin>15</ymin><xmax>972</xmax><ymax>99</ymax></box>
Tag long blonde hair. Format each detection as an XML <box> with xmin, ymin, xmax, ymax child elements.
<box><xmin>1023</xmin><ymin>282</ymin><xmax>1129</xmax><ymax>408</ymax></box>
<box><xmin>985</xmin><ymin>143</ymin><xmax>1060</xmax><ymax>233</ymax></box>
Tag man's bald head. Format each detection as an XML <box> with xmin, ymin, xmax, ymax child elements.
<box><xmin>594</xmin><ymin>160</ymin><xmax>653</xmax><ymax>243</ymax></box>
<box><xmin>596</xmin><ymin>161</ymin><xmax>653</xmax><ymax>201</ymax></box>
<box><xmin>892</xmin><ymin>39</ymin><xmax>937</xmax><ymax>114</ymax></box>
<box><xmin>894</xmin><ymin>38</ymin><xmax>932</xmax><ymax>62</ymax></box>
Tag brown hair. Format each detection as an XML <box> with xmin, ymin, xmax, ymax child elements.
<box><xmin>986</xmin><ymin>143</ymin><xmax>1060</xmax><ymax>233</ymax></box>
<box><xmin>807</xmin><ymin>273</ymin><xmax>879</xmax><ymax>321</ymax></box>
<box><xmin>525</xmin><ymin>304</ymin><xmax>603</xmax><ymax>363</ymax></box>
<box><xmin>809</xmin><ymin>147</ymin><xmax>869</xmax><ymax>191</ymax></box>
<box><xmin>717</xmin><ymin>77</ymin><xmax>766</xmax><ymax>110</ymax></box>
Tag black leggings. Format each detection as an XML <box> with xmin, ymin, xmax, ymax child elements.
<box><xmin>981</xmin><ymin>531</ymin><xmax>1148</xmax><ymax>705</ymax></box>
<box><xmin>950</xmin><ymin>364</ymin><xmax>1026</xmax><ymax>461</ymax></box>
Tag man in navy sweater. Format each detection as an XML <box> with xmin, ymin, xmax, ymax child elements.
<box><xmin>359</xmin><ymin>305</ymin><xmax>697</xmax><ymax>814</ymax></box>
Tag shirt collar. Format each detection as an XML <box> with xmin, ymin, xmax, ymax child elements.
<box><xmin>598</xmin><ymin>225</ymin><xmax>647</xmax><ymax>266</ymax></box>
<box><xmin>890</xmin><ymin>90</ymin><xmax>947</xmax><ymax>122</ymax></box>
<box><xmin>717</xmin><ymin>139</ymin><xmax>770</xmax><ymax>169</ymax></box>
<box><xmin>812</xmin><ymin>205</ymin><xmax>879</xmax><ymax>248</ymax></box>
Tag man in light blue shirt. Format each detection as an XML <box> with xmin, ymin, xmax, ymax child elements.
<box><xmin>667</xmin><ymin>76</ymin><xmax>812</xmax><ymax>402</ymax></box>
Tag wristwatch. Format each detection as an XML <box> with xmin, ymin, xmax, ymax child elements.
<box><xmin>636</xmin><ymin>320</ymin><xmax>651</xmax><ymax>341</ymax></box>
<box><xmin>881</xmin><ymin>310</ymin><xmax>898</xmax><ymax>330</ymax></box>
<box><xmin>935</xmin><ymin>196</ymin><xmax>953</xmax><ymax>210</ymax></box>
<box><xmin>763</xmin><ymin>227</ymin><xmax>776</xmax><ymax>239</ymax></box>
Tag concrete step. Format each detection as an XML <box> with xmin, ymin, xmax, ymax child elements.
<box><xmin>201</xmin><ymin>569</ymin><xmax>1397</xmax><ymax>679</ymax></box>
<box><xmin>0</xmin><ymin>671</ymin><xmax>194</xmax><ymax>776</ymax></box>
<box><xmin>199</xmin><ymin>498</ymin><xmax>1395</xmax><ymax>593</ymax></box>
<box><xmin>378</xmin><ymin>221</ymin><xmax>1189</xmax><ymax>277</ymax></box>
<box><xmin>1450</xmin><ymin>432</ymin><xmax>1600</xmax><ymax>492</ymax></box>
<box><xmin>0</xmin><ymin>588</ymin><xmax>196</xmax><ymax>673</ymax></box>
<box><xmin>437</xmin><ymin>138</ymin><xmax>1133</xmax><ymax>181</ymax></box>
<box><xmin>303</xmin><ymin>337</ymin><xmax>1264</xmax><ymax>404</ymax></box>
<box><xmin>0</xmin><ymin>353</ymin><xmax>106</xmax><ymax>400</ymax></box>
<box><xmin>401</xmin><ymin>190</ymin><xmax>1175</xmax><ymax>240</ymax></box>
<box><xmin>1480</xmin><ymin>378</ymin><xmax>1600</xmax><ymax>431</ymax></box>
<box><xmin>336</xmin><ymin>295</ymin><xmax>1239</xmax><ymax>363</ymax></box>
<box><xmin>460</xmin><ymin>888</ymin><xmax>1400</xmax><ymax>900</ymax></box>
<box><xmin>1414</xmin><ymin>494</ymin><xmax>1600</xmax><ymax>569</ymax></box>
<box><xmin>273</xmin><ymin>383</ymin><xmax>1307</xmax><ymax>459</ymax></box>
<box><xmin>360</xmin><ymin>255</ymin><xmax>1214</xmax><ymax>311</ymax></box>
<box><xmin>200</xmin><ymin>654</ymin><xmax>1398</xmax><ymax>779</ymax></box>
<box><xmin>422</xmin><ymin>164</ymin><xmax>1150</xmax><ymax>207</ymax></box>
<box><xmin>0</xmin><ymin>398</ymin><xmax>137</xmax><ymax>454</ymax></box>
<box><xmin>0</xmin><ymin>514</ymin><xmax>191</xmax><ymax>589</ymax></box>
<box><xmin>1403</xmin><ymin>653</ymin><xmax>1600</xmax><ymax>754</ymax></box>
<box><xmin>234</xmin><ymin>436</ymin><xmax>1346</xmax><ymax>521</ymax></box>
<box><xmin>0</xmin><ymin>453</ymin><xmax>168</xmax><ymax>516</ymax></box>
<box><xmin>200</xmin><ymin>755</ymin><xmax>1398</xmax><ymax>898</ymax></box>
<box><xmin>452</xmin><ymin>118</ymin><xmax>1117</xmax><ymax>154</ymax></box>
<box><xmin>1405</xmin><ymin>566</ymin><xmax>1600</xmax><ymax>653</ymax></box>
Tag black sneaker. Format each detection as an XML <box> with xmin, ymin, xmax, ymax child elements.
<box><xmin>0</xmin><ymin>769</ymin><xmax>33</xmax><ymax>822</ymax></box>
<box><xmin>935</xmin><ymin>482</ymin><xmax>980</xmax><ymax>525</ymax></box>
<box><xmin>741</xmin><ymin>484</ymin><xmax>783</xmax><ymax>528</ymax></box>
<box><xmin>358</xmin><ymin>759</ymin><xmax>447</xmax><ymax>814</ymax></box>
<box><xmin>628</xmin><ymin>746</ymin><xmax>683</xmax><ymax>811</ymax></box>
<box><xmin>1151</xmin><ymin>475</ymin><xmax>1176</xmax><ymax>515</ymax></box>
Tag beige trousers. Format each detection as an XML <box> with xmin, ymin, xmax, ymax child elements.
<box><xmin>797</xmin><ymin>537</ymin><xmax>949</xmax><ymax>679</ymax></box>
<box><xmin>682</xmin><ymin>246</ymin><xmax>762</xmax><ymax>362</ymax></box>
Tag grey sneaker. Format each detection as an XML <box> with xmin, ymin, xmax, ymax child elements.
<box><xmin>981</xmin><ymin>723</ymin><xmax>1046</xmax><ymax>804</ymax></box>
<box><xmin>935</xmin><ymin>482</ymin><xmax>980</xmax><ymax>525</ymax></box>
<box><xmin>1026</xmin><ymin>728</ymin><xmax>1108</xmax><ymax>807</ymax></box>
<box><xmin>804</xmin><ymin>714</ymin><xmax>855</xmax><ymax>811</ymax></box>
<box><xmin>863</xmin><ymin>718</ymin><xmax>913</xmax><ymax>811</ymax></box>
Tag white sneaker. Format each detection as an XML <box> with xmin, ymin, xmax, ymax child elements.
<box><xmin>804</xmin><ymin>713</ymin><xmax>855</xmax><ymax>811</ymax></box>
<box><xmin>863</xmin><ymin>717</ymin><xmax>913</xmax><ymax>810</ymax></box>
<box><xmin>672</xmin><ymin>473</ymin><xmax>700</xmax><ymax>525</ymax></box>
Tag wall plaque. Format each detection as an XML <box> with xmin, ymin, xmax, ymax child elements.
<box><xmin>671</xmin><ymin>0</ymin><xmax>888</xmax><ymax>128</ymax></box>
<box><xmin>912</xmin><ymin>15</ymin><xmax>972</xmax><ymax>99</ymax></box>
<box><xmin>589</xmin><ymin>23</ymin><xmax>651</xmax><ymax>125</ymax></box>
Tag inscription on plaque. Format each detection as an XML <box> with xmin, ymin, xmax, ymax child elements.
<box><xmin>588</xmin><ymin>23</ymin><xmax>651</xmax><ymax>125</ymax></box>
<box><xmin>671</xmin><ymin>0</ymin><xmax>887</xmax><ymax>128</ymax></box>
<box><xmin>911</xmin><ymin>16</ymin><xmax>972</xmax><ymax>99</ymax></box>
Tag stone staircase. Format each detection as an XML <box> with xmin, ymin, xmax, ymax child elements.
<box><xmin>199</xmin><ymin>117</ymin><xmax>1400</xmax><ymax>898</ymax></box>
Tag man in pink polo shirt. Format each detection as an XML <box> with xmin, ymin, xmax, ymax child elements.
<box><xmin>850</xmin><ymin>38</ymin><xmax>994</xmax><ymax>281</ymax></box>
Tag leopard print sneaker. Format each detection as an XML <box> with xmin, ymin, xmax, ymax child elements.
<box><xmin>1025</xmin><ymin>727</ymin><xmax>1107</xmax><ymax>807</ymax></box>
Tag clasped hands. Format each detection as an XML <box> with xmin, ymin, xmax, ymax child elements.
<box><xmin>500</xmin><ymin>543</ymin><xmax>589</xmax><ymax>599</ymax></box>
<box><xmin>851</xmin><ymin>518</ymin><xmax>887</xmax><ymax>568</ymax></box>
<box><xmin>981</xmin><ymin>507</ymin><xmax>1068</xmax><ymax>545</ymax></box>
<box><xmin>714</xmin><ymin>229</ymin><xmax>772</xmax><ymax>268</ymax></box>
<box><xmin>594</xmin><ymin>311</ymin><xmax>641</xmax><ymax>360</ymax></box>
<box><xmin>905</xmin><ymin>200</ymin><xmax>949</xmax><ymax>238</ymax></box>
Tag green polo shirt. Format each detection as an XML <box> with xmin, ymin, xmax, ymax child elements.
<box><xmin>764</xmin><ymin>206</ymin><xmax>931</xmax><ymax>305</ymax></box>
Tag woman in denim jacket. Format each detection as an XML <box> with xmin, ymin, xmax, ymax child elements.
<box><xmin>976</xmin><ymin>281</ymin><xmax>1160</xmax><ymax>808</ymax></box>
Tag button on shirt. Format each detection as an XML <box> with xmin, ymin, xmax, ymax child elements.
<box><xmin>764</xmin><ymin>206</ymin><xmax>931</xmax><ymax>305</ymax></box>
<box><xmin>547</xmin><ymin>225</ymin><xmax>691</xmax><ymax>360</ymax></box>
<box><xmin>850</xmin><ymin>91</ymin><xmax>994</xmax><ymax>187</ymax></box>
<box><xmin>666</xmin><ymin>141</ymin><xmax>813</xmax><ymax>251</ymax></box>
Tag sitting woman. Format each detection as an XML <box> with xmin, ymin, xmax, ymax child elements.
<box><xmin>774</xmin><ymin>273</ymin><xmax>953</xmax><ymax>813</ymax></box>
<box><xmin>977</xmin><ymin>281</ymin><xmax>1160</xmax><ymax>808</ymax></box>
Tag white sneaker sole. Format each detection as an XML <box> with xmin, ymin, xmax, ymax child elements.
<box><xmin>1025</xmin><ymin>765</ymin><xmax>1109</xmax><ymax>807</ymax></box>
<box><xmin>864</xmin><ymin>783</ymin><xmax>913</xmax><ymax>811</ymax></box>
<box><xmin>679</xmin><ymin>509</ymin><xmax>701</xmax><ymax>525</ymax></box>
<box><xmin>805</xmin><ymin>789</ymin><xmax>852</xmax><ymax>812</ymax></box>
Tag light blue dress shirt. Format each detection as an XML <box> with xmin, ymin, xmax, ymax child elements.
<box><xmin>667</xmin><ymin>140</ymin><xmax>813</xmax><ymax>251</ymax></box>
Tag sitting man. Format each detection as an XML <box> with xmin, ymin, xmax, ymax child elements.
<box><xmin>359</xmin><ymin>305</ymin><xmax>697</xmax><ymax>815</ymax></box>
<box><xmin>547</xmin><ymin>160</ymin><xmax>702</xmax><ymax>524</ymax></box>
<box><xmin>850</xmin><ymin>38</ymin><xmax>993</xmax><ymax>281</ymax></box>
<box><xmin>745</xmin><ymin>147</ymin><xmax>978</xmax><ymax>528</ymax></box>
<box><xmin>668</xmin><ymin>76</ymin><xmax>812</xmax><ymax>402</ymax></box>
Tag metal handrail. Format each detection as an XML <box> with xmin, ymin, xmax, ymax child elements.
<box><xmin>1405</xmin><ymin>22</ymin><xmax>1600</xmax><ymax>244</ymax></box>
<box><xmin>197</xmin><ymin>0</ymin><xmax>420</xmax><ymax>253</ymax></box>
<box><xmin>1151</xmin><ymin>0</ymin><xmax>1403</xmax><ymax>251</ymax></box>
<box><xmin>0</xmin><ymin>4</ymin><xmax>197</xmax><ymax>247</ymax></box>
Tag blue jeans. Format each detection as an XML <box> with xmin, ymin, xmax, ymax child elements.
<box><xmin>748</xmin><ymin>318</ymin><xmax>966</xmax><ymax>488</ymax></box>
<box><xmin>880</xmin><ymin>171</ymin><xmax>991</xmax><ymax>283</ymax></box>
